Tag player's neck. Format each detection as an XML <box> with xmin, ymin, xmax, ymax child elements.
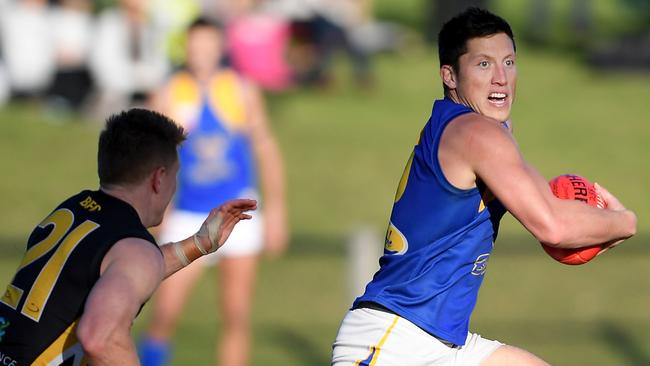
<box><xmin>100</xmin><ymin>185</ymin><xmax>151</xmax><ymax>226</ymax></box>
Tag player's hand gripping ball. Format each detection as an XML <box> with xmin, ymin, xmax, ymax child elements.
<box><xmin>541</xmin><ymin>174</ymin><xmax>607</xmax><ymax>265</ymax></box>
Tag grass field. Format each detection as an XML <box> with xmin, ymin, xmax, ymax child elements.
<box><xmin>1</xmin><ymin>12</ymin><xmax>650</xmax><ymax>366</ymax></box>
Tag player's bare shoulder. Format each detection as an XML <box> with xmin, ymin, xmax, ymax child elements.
<box><xmin>440</xmin><ymin>112</ymin><xmax>518</xmax><ymax>189</ymax></box>
<box><xmin>100</xmin><ymin>237</ymin><xmax>164</xmax><ymax>276</ymax></box>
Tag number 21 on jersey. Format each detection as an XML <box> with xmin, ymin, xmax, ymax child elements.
<box><xmin>1</xmin><ymin>208</ymin><xmax>99</xmax><ymax>322</ymax></box>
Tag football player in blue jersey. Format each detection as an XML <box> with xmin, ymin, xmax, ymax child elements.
<box><xmin>331</xmin><ymin>7</ymin><xmax>637</xmax><ymax>366</ymax></box>
<box><xmin>138</xmin><ymin>17</ymin><xmax>289</xmax><ymax>366</ymax></box>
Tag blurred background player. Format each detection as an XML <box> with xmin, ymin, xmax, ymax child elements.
<box><xmin>138</xmin><ymin>17</ymin><xmax>289</xmax><ymax>366</ymax></box>
<box><xmin>0</xmin><ymin>108</ymin><xmax>256</xmax><ymax>365</ymax></box>
<box><xmin>331</xmin><ymin>7</ymin><xmax>637</xmax><ymax>366</ymax></box>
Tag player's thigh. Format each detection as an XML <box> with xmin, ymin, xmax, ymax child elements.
<box><xmin>480</xmin><ymin>345</ymin><xmax>550</xmax><ymax>366</ymax></box>
<box><xmin>218</xmin><ymin>255</ymin><xmax>259</xmax><ymax>321</ymax></box>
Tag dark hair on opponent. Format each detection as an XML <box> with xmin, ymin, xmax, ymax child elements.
<box><xmin>98</xmin><ymin>108</ymin><xmax>186</xmax><ymax>187</ymax></box>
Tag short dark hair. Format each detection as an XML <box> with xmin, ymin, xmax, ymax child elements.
<box><xmin>187</xmin><ymin>16</ymin><xmax>223</xmax><ymax>33</ymax></box>
<box><xmin>98</xmin><ymin>109</ymin><xmax>186</xmax><ymax>187</ymax></box>
<box><xmin>438</xmin><ymin>8</ymin><xmax>515</xmax><ymax>93</ymax></box>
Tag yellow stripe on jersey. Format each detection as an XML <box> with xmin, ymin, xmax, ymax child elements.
<box><xmin>478</xmin><ymin>189</ymin><xmax>496</xmax><ymax>213</ymax></box>
<box><xmin>208</xmin><ymin>70</ymin><xmax>247</xmax><ymax>128</ymax></box>
<box><xmin>167</xmin><ymin>69</ymin><xmax>248</xmax><ymax>131</ymax></box>
<box><xmin>32</xmin><ymin>320</ymin><xmax>90</xmax><ymax>366</ymax></box>
<box><xmin>394</xmin><ymin>152</ymin><xmax>414</xmax><ymax>203</ymax></box>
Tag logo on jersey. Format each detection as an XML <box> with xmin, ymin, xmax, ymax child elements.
<box><xmin>0</xmin><ymin>317</ymin><xmax>10</xmax><ymax>341</ymax></box>
<box><xmin>188</xmin><ymin>134</ymin><xmax>233</xmax><ymax>184</ymax></box>
<box><xmin>384</xmin><ymin>222</ymin><xmax>408</xmax><ymax>255</ymax></box>
<box><xmin>79</xmin><ymin>196</ymin><xmax>101</xmax><ymax>212</ymax></box>
<box><xmin>471</xmin><ymin>253</ymin><xmax>490</xmax><ymax>276</ymax></box>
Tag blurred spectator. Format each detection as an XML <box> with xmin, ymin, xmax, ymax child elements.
<box><xmin>200</xmin><ymin>0</ymin><xmax>254</xmax><ymax>23</ymax></box>
<box><xmin>0</xmin><ymin>61</ymin><xmax>9</xmax><ymax>106</ymax></box>
<box><xmin>89</xmin><ymin>0</ymin><xmax>170</xmax><ymax>117</ymax></box>
<box><xmin>138</xmin><ymin>17</ymin><xmax>288</xmax><ymax>366</ymax></box>
<box><xmin>0</xmin><ymin>0</ymin><xmax>55</xmax><ymax>99</ymax></box>
<box><xmin>150</xmin><ymin>0</ymin><xmax>200</xmax><ymax>65</ymax></box>
<box><xmin>195</xmin><ymin>0</ymin><xmax>294</xmax><ymax>92</ymax></box>
<box><xmin>263</xmin><ymin>0</ymin><xmax>375</xmax><ymax>88</ymax></box>
<box><xmin>227</xmin><ymin>7</ymin><xmax>294</xmax><ymax>91</ymax></box>
<box><xmin>47</xmin><ymin>0</ymin><xmax>94</xmax><ymax>111</ymax></box>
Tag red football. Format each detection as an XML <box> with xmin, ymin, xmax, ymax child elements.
<box><xmin>542</xmin><ymin>174</ymin><xmax>606</xmax><ymax>265</ymax></box>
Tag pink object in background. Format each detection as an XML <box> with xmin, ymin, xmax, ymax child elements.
<box><xmin>227</xmin><ymin>14</ymin><xmax>293</xmax><ymax>92</ymax></box>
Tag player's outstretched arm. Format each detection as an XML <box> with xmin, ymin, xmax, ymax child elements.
<box><xmin>160</xmin><ymin>198</ymin><xmax>257</xmax><ymax>276</ymax></box>
<box><xmin>446</xmin><ymin>114</ymin><xmax>636</xmax><ymax>249</ymax></box>
<box><xmin>77</xmin><ymin>238</ymin><xmax>165</xmax><ymax>365</ymax></box>
<box><xmin>246</xmin><ymin>81</ymin><xmax>289</xmax><ymax>257</ymax></box>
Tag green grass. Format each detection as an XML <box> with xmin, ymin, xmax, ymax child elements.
<box><xmin>1</xmin><ymin>43</ymin><xmax>650</xmax><ymax>365</ymax></box>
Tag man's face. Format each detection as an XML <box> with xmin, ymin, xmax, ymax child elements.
<box><xmin>186</xmin><ymin>26</ymin><xmax>223</xmax><ymax>76</ymax></box>
<box><xmin>445</xmin><ymin>33</ymin><xmax>517</xmax><ymax>122</ymax></box>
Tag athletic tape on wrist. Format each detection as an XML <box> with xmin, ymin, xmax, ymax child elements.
<box><xmin>173</xmin><ymin>241</ymin><xmax>191</xmax><ymax>267</ymax></box>
<box><xmin>197</xmin><ymin>213</ymin><xmax>223</xmax><ymax>253</ymax></box>
<box><xmin>193</xmin><ymin>234</ymin><xmax>209</xmax><ymax>255</ymax></box>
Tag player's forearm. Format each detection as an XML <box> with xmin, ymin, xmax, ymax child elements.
<box><xmin>548</xmin><ymin>201</ymin><xmax>636</xmax><ymax>249</ymax></box>
<box><xmin>256</xmin><ymin>139</ymin><xmax>287</xmax><ymax>212</ymax></box>
<box><xmin>160</xmin><ymin>236</ymin><xmax>204</xmax><ymax>278</ymax></box>
<box><xmin>520</xmin><ymin>164</ymin><xmax>636</xmax><ymax>248</ymax></box>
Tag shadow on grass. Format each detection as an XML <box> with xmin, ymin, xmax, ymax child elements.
<box><xmin>259</xmin><ymin>324</ymin><xmax>331</xmax><ymax>365</ymax></box>
<box><xmin>599</xmin><ymin>320</ymin><xmax>650</xmax><ymax>366</ymax></box>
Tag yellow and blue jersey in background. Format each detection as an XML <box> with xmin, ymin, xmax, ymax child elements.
<box><xmin>166</xmin><ymin>69</ymin><xmax>256</xmax><ymax>213</ymax></box>
<box><xmin>353</xmin><ymin>98</ymin><xmax>507</xmax><ymax>347</ymax></box>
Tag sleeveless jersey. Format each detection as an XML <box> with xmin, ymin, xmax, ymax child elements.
<box><xmin>353</xmin><ymin>98</ymin><xmax>507</xmax><ymax>346</ymax></box>
<box><xmin>0</xmin><ymin>190</ymin><xmax>157</xmax><ymax>366</ymax></box>
<box><xmin>166</xmin><ymin>69</ymin><xmax>256</xmax><ymax>213</ymax></box>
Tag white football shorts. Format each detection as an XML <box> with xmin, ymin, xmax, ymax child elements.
<box><xmin>159</xmin><ymin>207</ymin><xmax>264</xmax><ymax>264</ymax></box>
<box><xmin>332</xmin><ymin>307</ymin><xmax>503</xmax><ymax>366</ymax></box>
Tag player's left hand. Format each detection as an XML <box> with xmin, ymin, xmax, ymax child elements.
<box><xmin>594</xmin><ymin>183</ymin><xmax>636</xmax><ymax>251</ymax></box>
<box><xmin>195</xmin><ymin>199</ymin><xmax>258</xmax><ymax>254</ymax></box>
<box><xmin>594</xmin><ymin>183</ymin><xmax>623</xmax><ymax>211</ymax></box>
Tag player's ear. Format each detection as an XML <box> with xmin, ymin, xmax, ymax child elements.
<box><xmin>151</xmin><ymin>166</ymin><xmax>166</xmax><ymax>194</ymax></box>
<box><xmin>440</xmin><ymin>65</ymin><xmax>457</xmax><ymax>90</ymax></box>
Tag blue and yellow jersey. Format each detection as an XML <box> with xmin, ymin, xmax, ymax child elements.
<box><xmin>353</xmin><ymin>98</ymin><xmax>507</xmax><ymax>346</ymax></box>
<box><xmin>166</xmin><ymin>69</ymin><xmax>257</xmax><ymax>213</ymax></box>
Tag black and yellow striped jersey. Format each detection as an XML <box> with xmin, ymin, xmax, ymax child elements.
<box><xmin>0</xmin><ymin>190</ymin><xmax>157</xmax><ymax>365</ymax></box>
